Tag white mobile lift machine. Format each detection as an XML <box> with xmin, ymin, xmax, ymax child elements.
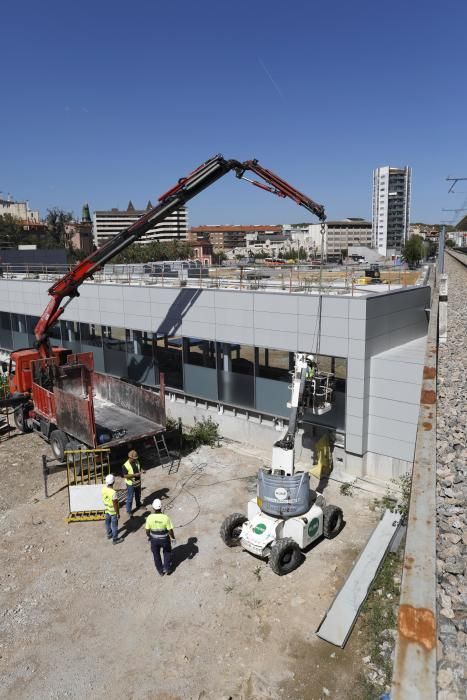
<box><xmin>220</xmin><ymin>353</ymin><xmax>343</xmax><ymax>575</ymax></box>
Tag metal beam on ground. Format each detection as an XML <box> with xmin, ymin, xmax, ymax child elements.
<box><xmin>316</xmin><ymin>509</ymin><xmax>401</xmax><ymax>647</ymax></box>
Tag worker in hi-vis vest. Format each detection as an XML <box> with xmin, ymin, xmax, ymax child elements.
<box><xmin>145</xmin><ymin>498</ymin><xmax>176</xmax><ymax>576</ymax></box>
<box><xmin>102</xmin><ymin>474</ymin><xmax>123</xmax><ymax>545</ymax></box>
<box><xmin>122</xmin><ymin>449</ymin><xmax>146</xmax><ymax>516</ymax></box>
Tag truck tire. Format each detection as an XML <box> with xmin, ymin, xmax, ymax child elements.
<box><xmin>14</xmin><ymin>406</ymin><xmax>32</xmax><ymax>433</ymax></box>
<box><xmin>65</xmin><ymin>440</ymin><xmax>84</xmax><ymax>475</ymax></box>
<box><xmin>50</xmin><ymin>430</ymin><xmax>68</xmax><ymax>461</ymax></box>
<box><xmin>323</xmin><ymin>505</ymin><xmax>343</xmax><ymax>539</ymax></box>
<box><xmin>269</xmin><ymin>537</ymin><xmax>302</xmax><ymax>576</ymax></box>
<box><xmin>220</xmin><ymin>513</ymin><xmax>247</xmax><ymax>547</ymax></box>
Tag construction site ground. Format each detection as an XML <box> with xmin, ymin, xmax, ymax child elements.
<box><xmin>1</xmin><ymin>426</ymin><xmax>380</xmax><ymax>700</ymax></box>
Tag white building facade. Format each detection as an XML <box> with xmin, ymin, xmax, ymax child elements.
<box><xmin>0</xmin><ymin>197</ymin><xmax>40</xmax><ymax>223</ymax></box>
<box><xmin>93</xmin><ymin>202</ymin><xmax>188</xmax><ymax>246</ymax></box>
<box><xmin>372</xmin><ymin>166</ymin><xmax>411</xmax><ymax>257</ymax></box>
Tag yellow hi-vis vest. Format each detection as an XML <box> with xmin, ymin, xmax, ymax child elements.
<box><xmin>102</xmin><ymin>486</ymin><xmax>117</xmax><ymax>515</ymax></box>
<box><xmin>123</xmin><ymin>459</ymin><xmax>141</xmax><ymax>487</ymax></box>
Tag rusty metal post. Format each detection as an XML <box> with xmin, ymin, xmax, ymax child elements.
<box><xmin>42</xmin><ymin>454</ymin><xmax>49</xmax><ymax>498</ymax></box>
<box><xmin>391</xmin><ymin>288</ymin><xmax>438</xmax><ymax>700</ymax></box>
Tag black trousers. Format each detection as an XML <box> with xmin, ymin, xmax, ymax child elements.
<box><xmin>150</xmin><ymin>536</ymin><xmax>172</xmax><ymax>574</ymax></box>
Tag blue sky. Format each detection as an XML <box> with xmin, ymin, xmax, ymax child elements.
<box><xmin>1</xmin><ymin>0</ymin><xmax>466</xmax><ymax>226</ymax></box>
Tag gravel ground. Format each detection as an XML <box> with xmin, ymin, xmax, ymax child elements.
<box><xmin>0</xmin><ymin>429</ymin><xmax>380</xmax><ymax>700</ymax></box>
<box><xmin>436</xmin><ymin>254</ymin><xmax>467</xmax><ymax>699</ymax></box>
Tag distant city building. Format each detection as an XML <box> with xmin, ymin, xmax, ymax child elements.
<box><xmin>282</xmin><ymin>223</ymin><xmax>322</xmax><ymax>255</ymax></box>
<box><xmin>0</xmin><ymin>196</ymin><xmax>40</xmax><ymax>224</ymax></box>
<box><xmin>189</xmin><ymin>241</ymin><xmax>213</xmax><ymax>266</ymax></box>
<box><xmin>93</xmin><ymin>201</ymin><xmax>188</xmax><ymax>246</ymax></box>
<box><xmin>447</xmin><ymin>231</ymin><xmax>467</xmax><ymax>248</ymax></box>
<box><xmin>188</xmin><ymin>225</ymin><xmax>282</xmax><ymax>251</ymax></box>
<box><xmin>372</xmin><ymin>166</ymin><xmax>411</xmax><ymax>256</ymax></box>
<box><xmin>308</xmin><ymin>219</ymin><xmax>372</xmax><ymax>259</ymax></box>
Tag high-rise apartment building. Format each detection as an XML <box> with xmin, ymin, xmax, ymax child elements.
<box><xmin>372</xmin><ymin>166</ymin><xmax>411</xmax><ymax>256</ymax></box>
<box><xmin>93</xmin><ymin>202</ymin><xmax>187</xmax><ymax>246</ymax></box>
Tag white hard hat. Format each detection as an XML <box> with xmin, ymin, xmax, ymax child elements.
<box><xmin>152</xmin><ymin>498</ymin><xmax>162</xmax><ymax>510</ymax></box>
<box><xmin>307</xmin><ymin>354</ymin><xmax>314</xmax><ymax>361</ymax></box>
<box><xmin>105</xmin><ymin>474</ymin><xmax>115</xmax><ymax>485</ymax></box>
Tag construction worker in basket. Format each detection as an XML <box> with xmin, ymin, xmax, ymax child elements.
<box><xmin>102</xmin><ymin>474</ymin><xmax>124</xmax><ymax>545</ymax></box>
<box><xmin>306</xmin><ymin>354</ymin><xmax>316</xmax><ymax>381</ymax></box>
<box><xmin>123</xmin><ymin>449</ymin><xmax>146</xmax><ymax>516</ymax></box>
<box><xmin>145</xmin><ymin>498</ymin><xmax>176</xmax><ymax>576</ymax></box>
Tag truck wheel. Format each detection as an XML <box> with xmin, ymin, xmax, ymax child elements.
<box><xmin>269</xmin><ymin>537</ymin><xmax>302</xmax><ymax>576</ymax></box>
<box><xmin>220</xmin><ymin>513</ymin><xmax>247</xmax><ymax>547</ymax></box>
<box><xmin>50</xmin><ymin>430</ymin><xmax>68</xmax><ymax>461</ymax></box>
<box><xmin>14</xmin><ymin>406</ymin><xmax>32</xmax><ymax>433</ymax></box>
<box><xmin>323</xmin><ymin>505</ymin><xmax>343</xmax><ymax>539</ymax></box>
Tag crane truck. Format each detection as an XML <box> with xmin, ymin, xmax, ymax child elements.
<box><xmin>3</xmin><ymin>154</ymin><xmax>326</xmax><ymax>461</ymax></box>
<box><xmin>220</xmin><ymin>353</ymin><xmax>343</xmax><ymax>576</ymax></box>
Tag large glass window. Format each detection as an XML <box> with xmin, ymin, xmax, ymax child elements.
<box><xmin>11</xmin><ymin>313</ymin><xmax>29</xmax><ymax>349</ymax></box>
<box><xmin>183</xmin><ymin>337</ymin><xmax>217</xmax><ymax>400</ymax></box>
<box><xmin>27</xmin><ymin>315</ymin><xmax>61</xmax><ymax>348</ymax></box>
<box><xmin>255</xmin><ymin>347</ymin><xmax>293</xmax><ymax>416</ymax></box>
<box><xmin>154</xmin><ymin>334</ymin><xmax>183</xmax><ymax>390</ymax></box>
<box><xmin>102</xmin><ymin>326</ymin><xmax>127</xmax><ymax>378</ymax></box>
<box><xmin>60</xmin><ymin>320</ymin><xmax>81</xmax><ymax>354</ymax></box>
<box><xmin>126</xmin><ymin>329</ymin><xmax>155</xmax><ymax>385</ymax></box>
<box><xmin>79</xmin><ymin>323</ymin><xmax>105</xmax><ymax>372</ymax></box>
<box><xmin>0</xmin><ymin>312</ymin><xmax>12</xmax><ymax>350</ymax></box>
<box><xmin>217</xmin><ymin>342</ymin><xmax>254</xmax><ymax>408</ymax></box>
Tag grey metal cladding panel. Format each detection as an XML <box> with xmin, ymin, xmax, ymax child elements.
<box><xmin>254</xmin><ymin>310</ymin><xmax>297</xmax><ymax>333</ymax></box>
<box><xmin>181</xmin><ymin>320</ymin><xmax>216</xmax><ymax>341</ymax></box>
<box><xmin>348</xmin><ymin>298</ymin><xmax>367</xmax><ymax>320</ymax></box>
<box><xmin>346</xmin><ymin>396</ymin><xmax>364</xmax><ymax>418</ymax></box>
<box><xmin>366</xmin><ymin>287</ymin><xmax>430</xmax><ymax>320</ymax></box>
<box><xmin>366</xmin><ymin>307</ymin><xmax>427</xmax><ymax>340</ymax></box>
<box><xmin>98</xmin><ymin>284</ymin><xmax>124</xmax><ymax>300</ymax></box>
<box><xmin>184</xmin><ymin>305</ymin><xmax>216</xmax><ymax>324</ymax></box>
<box><xmin>346</xmin><ymin>378</ymin><xmax>364</xmax><ymax>399</ymax></box>
<box><xmin>253</xmin><ymin>292</ymin><xmax>297</xmax><ymax>315</ymax></box>
<box><xmin>78</xmin><ymin>307</ymin><xmax>101</xmax><ymax>324</ymax></box>
<box><xmin>367</xmin><ymin>433</ymin><xmax>414</xmax><ymax>462</ymax></box>
<box><xmin>123</xmin><ymin>314</ymin><xmax>152</xmax><ymax>332</ymax></box>
<box><xmin>98</xmin><ymin>310</ymin><xmax>126</xmax><ymax>328</ymax></box>
<box><xmin>368</xmin><ymin>396</ymin><xmax>420</xmax><ymax>424</ymax></box>
<box><xmin>348</xmin><ymin>318</ymin><xmax>366</xmax><ymax>340</ymax></box>
<box><xmin>347</xmin><ymin>358</ymin><xmax>365</xmax><ymax>380</ymax></box>
<box><xmin>348</xmin><ymin>338</ymin><xmax>366</xmax><ymax>359</ymax></box>
<box><xmin>255</xmin><ymin>328</ymin><xmax>297</xmax><ymax>352</ymax></box>
<box><xmin>318</xmin><ymin>335</ymin><xmax>349</xmax><ymax>357</ymax></box>
<box><xmin>346</xmin><ymin>433</ymin><xmax>363</xmax><ymax>455</ymax></box>
<box><xmin>366</xmin><ymin>322</ymin><xmax>427</xmax><ymax>357</ymax></box>
<box><xmin>111</xmin><ymin>285</ymin><xmax>150</xmax><ymax>302</ymax></box>
<box><xmin>319</xmin><ymin>316</ymin><xmax>349</xmax><ymax>339</ymax></box>
<box><xmin>215</xmin><ymin>290</ymin><xmax>254</xmax><ymax>311</ymax></box>
<box><xmin>216</xmin><ymin>323</ymin><xmax>254</xmax><ymax>345</ymax></box>
<box><xmin>123</xmin><ymin>300</ymin><xmax>151</xmax><ymax>317</ymax></box>
<box><xmin>371</xmin><ymin>357</ymin><xmax>424</xmax><ymax>385</ymax></box>
<box><xmin>147</xmin><ymin>287</ymin><xmax>181</xmax><ymax>306</ymax></box>
<box><xmin>368</xmin><ymin>415</ymin><xmax>417</xmax><ymax>443</ymax></box>
<box><xmin>346</xmin><ymin>414</ymin><xmax>364</xmax><ymax>437</ymax></box>
<box><xmin>216</xmin><ymin>307</ymin><xmax>253</xmax><ymax>328</ymax></box>
<box><xmin>370</xmin><ymin>377</ymin><xmax>421</xmax><ymax>404</ymax></box>
<box><xmin>321</xmin><ymin>296</ymin><xmax>349</xmax><ymax>318</ymax></box>
<box><xmin>296</xmin><ymin>331</ymin><xmax>318</xmax><ymax>355</ymax></box>
<box><xmin>100</xmin><ymin>298</ymin><xmax>122</xmax><ymax>314</ymax></box>
<box><xmin>297</xmin><ymin>296</ymin><xmax>320</xmax><ymax>316</ymax></box>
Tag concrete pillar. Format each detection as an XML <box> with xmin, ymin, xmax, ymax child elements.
<box><xmin>439</xmin><ymin>274</ymin><xmax>448</xmax><ymax>344</ymax></box>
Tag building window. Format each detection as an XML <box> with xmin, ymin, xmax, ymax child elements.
<box><xmin>217</xmin><ymin>342</ymin><xmax>254</xmax><ymax>408</ymax></box>
<box><xmin>0</xmin><ymin>312</ymin><xmax>12</xmax><ymax>350</ymax></box>
<box><xmin>127</xmin><ymin>329</ymin><xmax>155</xmax><ymax>385</ymax></box>
<box><xmin>154</xmin><ymin>334</ymin><xmax>183</xmax><ymax>390</ymax></box>
<box><xmin>60</xmin><ymin>320</ymin><xmax>81</xmax><ymax>354</ymax></box>
<box><xmin>80</xmin><ymin>323</ymin><xmax>105</xmax><ymax>372</ymax></box>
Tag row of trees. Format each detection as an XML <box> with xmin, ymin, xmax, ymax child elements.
<box><xmin>0</xmin><ymin>209</ymin><xmax>75</xmax><ymax>252</ymax></box>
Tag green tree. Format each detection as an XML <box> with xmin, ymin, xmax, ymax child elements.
<box><xmin>46</xmin><ymin>208</ymin><xmax>74</xmax><ymax>248</ymax></box>
<box><xmin>298</xmin><ymin>246</ymin><xmax>308</xmax><ymax>260</ymax></box>
<box><xmin>401</xmin><ymin>235</ymin><xmax>424</xmax><ymax>266</ymax></box>
<box><xmin>0</xmin><ymin>214</ymin><xmax>24</xmax><ymax>248</ymax></box>
<box><xmin>212</xmin><ymin>250</ymin><xmax>227</xmax><ymax>265</ymax></box>
<box><xmin>445</xmin><ymin>239</ymin><xmax>456</xmax><ymax>249</ymax></box>
<box><xmin>112</xmin><ymin>240</ymin><xmax>193</xmax><ymax>265</ymax></box>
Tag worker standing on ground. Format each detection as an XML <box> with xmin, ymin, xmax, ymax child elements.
<box><xmin>102</xmin><ymin>474</ymin><xmax>124</xmax><ymax>545</ymax></box>
<box><xmin>123</xmin><ymin>449</ymin><xmax>145</xmax><ymax>516</ymax></box>
<box><xmin>145</xmin><ymin>498</ymin><xmax>175</xmax><ymax>576</ymax></box>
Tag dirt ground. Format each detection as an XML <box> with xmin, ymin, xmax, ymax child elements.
<box><xmin>0</xmin><ymin>425</ymin><xmax>379</xmax><ymax>700</ymax></box>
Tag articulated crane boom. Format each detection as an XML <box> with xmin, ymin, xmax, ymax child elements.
<box><xmin>35</xmin><ymin>155</ymin><xmax>325</xmax><ymax>355</ymax></box>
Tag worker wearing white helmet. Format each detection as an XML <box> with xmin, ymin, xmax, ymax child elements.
<box><xmin>145</xmin><ymin>498</ymin><xmax>175</xmax><ymax>576</ymax></box>
<box><xmin>102</xmin><ymin>474</ymin><xmax>123</xmax><ymax>545</ymax></box>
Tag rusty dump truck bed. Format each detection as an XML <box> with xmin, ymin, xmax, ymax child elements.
<box><xmin>31</xmin><ymin>352</ymin><xmax>165</xmax><ymax>448</ymax></box>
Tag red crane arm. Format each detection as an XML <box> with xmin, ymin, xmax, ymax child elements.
<box><xmin>35</xmin><ymin>155</ymin><xmax>325</xmax><ymax>355</ymax></box>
